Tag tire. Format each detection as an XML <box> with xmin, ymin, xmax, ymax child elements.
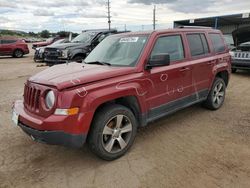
<box><xmin>72</xmin><ymin>55</ymin><xmax>85</xmax><ymax>63</ymax></box>
<box><xmin>232</xmin><ymin>68</ymin><xmax>237</xmax><ymax>73</ymax></box>
<box><xmin>13</xmin><ymin>49</ymin><xmax>24</xmax><ymax>58</ymax></box>
<box><xmin>203</xmin><ymin>77</ymin><xmax>226</xmax><ymax>110</ymax></box>
<box><xmin>87</xmin><ymin>104</ymin><xmax>138</xmax><ymax>161</ymax></box>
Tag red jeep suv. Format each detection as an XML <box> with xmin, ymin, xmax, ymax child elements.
<box><xmin>0</xmin><ymin>38</ymin><xmax>29</xmax><ymax>58</ymax></box>
<box><xmin>12</xmin><ymin>28</ymin><xmax>231</xmax><ymax>160</ymax></box>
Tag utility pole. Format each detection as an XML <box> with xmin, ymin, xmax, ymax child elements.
<box><xmin>153</xmin><ymin>5</ymin><xmax>156</xmax><ymax>30</ymax></box>
<box><xmin>124</xmin><ymin>24</ymin><xmax>127</xmax><ymax>31</ymax></box>
<box><xmin>107</xmin><ymin>0</ymin><xmax>111</xmax><ymax>30</ymax></box>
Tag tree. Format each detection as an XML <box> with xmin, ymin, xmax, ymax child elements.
<box><xmin>40</xmin><ymin>30</ymin><xmax>50</xmax><ymax>38</ymax></box>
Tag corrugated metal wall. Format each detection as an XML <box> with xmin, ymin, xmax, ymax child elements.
<box><xmin>219</xmin><ymin>23</ymin><xmax>250</xmax><ymax>34</ymax></box>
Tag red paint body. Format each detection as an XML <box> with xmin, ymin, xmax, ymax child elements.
<box><xmin>32</xmin><ymin>37</ymin><xmax>62</xmax><ymax>49</ymax></box>
<box><xmin>0</xmin><ymin>38</ymin><xmax>29</xmax><ymax>56</ymax></box>
<box><xmin>13</xmin><ymin>28</ymin><xmax>231</xmax><ymax>146</ymax></box>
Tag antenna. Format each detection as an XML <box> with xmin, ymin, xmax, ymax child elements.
<box><xmin>107</xmin><ymin>0</ymin><xmax>111</xmax><ymax>30</ymax></box>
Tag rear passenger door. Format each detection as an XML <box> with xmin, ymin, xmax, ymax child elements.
<box><xmin>186</xmin><ymin>33</ymin><xmax>214</xmax><ymax>98</ymax></box>
<box><xmin>0</xmin><ymin>40</ymin><xmax>15</xmax><ymax>55</ymax></box>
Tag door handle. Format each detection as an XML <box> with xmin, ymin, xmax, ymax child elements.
<box><xmin>207</xmin><ymin>60</ymin><xmax>216</xmax><ymax>65</ymax></box>
<box><xmin>179</xmin><ymin>67</ymin><xmax>190</xmax><ymax>72</ymax></box>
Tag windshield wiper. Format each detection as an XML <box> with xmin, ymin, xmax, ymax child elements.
<box><xmin>83</xmin><ymin>61</ymin><xmax>111</xmax><ymax>66</ymax></box>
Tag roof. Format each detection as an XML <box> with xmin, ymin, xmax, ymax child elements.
<box><xmin>112</xmin><ymin>27</ymin><xmax>219</xmax><ymax>37</ymax></box>
<box><xmin>82</xmin><ymin>29</ymin><xmax>117</xmax><ymax>33</ymax></box>
<box><xmin>174</xmin><ymin>13</ymin><xmax>250</xmax><ymax>27</ymax></box>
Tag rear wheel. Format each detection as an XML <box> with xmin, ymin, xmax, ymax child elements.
<box><xmin>232</xmin><ymin>68</ymin><xmax>237</xmax><ymax>73</ymax></box>
<box><xmin>87</xmin><ymin>104</ymin><xmax>138</xmax><ymax>161</ymax></box>
<box><xmin>203</xmin><ymin>77</ymin><xmax>226</xmax><ymax>110</ymax></box>
<box><xmin>13</xmin><ymin>49</ymin><xmax>24</xmax><ymax>58</ymax></box>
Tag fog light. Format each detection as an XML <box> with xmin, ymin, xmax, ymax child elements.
<box><xmin>54</xmin><ymin>108</ymin><xmax>79</xmax><ymax>115</ymax></box>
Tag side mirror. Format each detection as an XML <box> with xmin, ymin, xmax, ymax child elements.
<box><xmin>146</xmin><ymin>53</ymin><xmax>170</xmax><ymax>69</ymax></box>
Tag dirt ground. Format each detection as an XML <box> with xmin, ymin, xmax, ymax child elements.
<box><xmin>0</xmin><ymin>45</ymin><xmax>250</xmax><ymax>188</ymax></box>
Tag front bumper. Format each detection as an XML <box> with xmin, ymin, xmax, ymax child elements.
<box><xmin>19</xmin><ymin>122</ymin><xmax>86</xmax><ymax>148</ymax></box>
<box><xmin>232</xmin><ymin>59</ymin><xmax>250</xmax><ymax>70</ymax></box>
<box><xmin>44</xmin><ymin>57</ymin><xmax>67</xmax><ymax>65</ymax></box>
<box><xmin>13</xmin><ymin>100</ymin><xmax>90</xmax><ymax>148</ymax></box>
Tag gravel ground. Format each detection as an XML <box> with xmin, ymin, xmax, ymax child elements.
<box><xmin>0</xmin><ymin>45</ymin><xmax>250</xmax><ymax>188</ymax></box>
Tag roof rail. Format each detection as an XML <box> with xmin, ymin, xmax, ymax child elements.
<box><xmin>178</xmin><ymin>26</ymin><xmax>213</xmax><ymax>29</ymax></box>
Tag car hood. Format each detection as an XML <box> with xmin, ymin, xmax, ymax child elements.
<box><xmin>29</xmin><ymin>63</ymin><xmax>135</xmax><ymax>90</ymax></box>
<box><xmin>232</xmin><ymin>26</ymin><xmax>250</xmax><ymax>46</ymax></box>
<box><xmin>33</xmin><ymin>41</ymin><xmax>49</xmax><ymax>46</ymax></box>
<box><xmin>47</xmin><ymin>42</ymin><xmax>88</xmax><ymax>50</ymax></box>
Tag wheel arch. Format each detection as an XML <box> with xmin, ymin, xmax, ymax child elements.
<box><xmin>215</xmin><ymin>70</ymin><xmax>229</xmax><ymax>87</ymax></box>
<box><xmin>91</xmin><ymin>95</ymin><xmax>145</xmax><ymax>128</ymax></box>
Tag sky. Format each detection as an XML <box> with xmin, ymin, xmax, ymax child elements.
<box><xmin>0</xmin><ymin>0</ymin><xmax>250</xmax><ymax>33</ymax></box>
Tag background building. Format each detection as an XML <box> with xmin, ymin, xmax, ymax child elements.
<box><xmin>174</xmin><ymin>13</ymin><xmax>250</xmax><ymax>46</ymax></box>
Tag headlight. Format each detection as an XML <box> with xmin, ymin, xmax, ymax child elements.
<box><xmin>39</xmin><ymin>48</ymin><xmax>44</xmax><ymax>53</ymax></box>
<box><xmin>61</xmin><ymin>49</ymin><xmax>69</xmax><ymax>58</ymax></box>
<box><xmin>229</xmin><ymin>51</ymin><xmax>234</xmax><ymax>58</ymax></box>
<box><xmin>36</xmin><ymin>48</ymin><xmax>40</xmax><ymax>51</ymax></box>
<box><xmin>45</xmin><ymin>90</ymin><xmax>55</xmax><ymax>109</ymax></box>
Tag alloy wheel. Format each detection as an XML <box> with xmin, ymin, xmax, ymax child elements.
<box><xmin>102</xmin><ymin>115</ymin><xmax>133</xmax><ymax>154</ymax></box>
<box><xmin>213</xmin><ymin>82</ymin><xmax>225</xmax><ymax>106</ymax></box>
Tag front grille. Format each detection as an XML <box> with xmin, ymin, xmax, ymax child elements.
<box><xmin>234</xmin><ymin>52</ymin><xmax>250</xmax><ymax>59</ymax></box>
<box><xmin>24</xmin><ymin>84</ymin><xmax>41</xmax><ymax>112</ymax></box>
<box><xmin>44</xmin><ymin>48</ymin><xmax>61</xmax><ymax>59</ymax></box>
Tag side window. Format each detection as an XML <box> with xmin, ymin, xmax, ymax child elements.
<box><xmin>209</xmin><ymin>33</ymin><xmax>226</xmax><ymax>53</ymax></box>
<box><xmin>1</xmin><ymin>40</ymin><xmax>16</xmax><ymax>44</ymax></box>
<box><xmin>151</xmin><ymin>35</ymin><xmax>184</xmax><ymax>62</ymax></box>
<box><xmin>187</xmin><ymin>34</ymin><xmax>209</xmax><ymax>57</ymax></box>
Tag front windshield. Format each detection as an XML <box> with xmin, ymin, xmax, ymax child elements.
<box><xmin>71</xmin><ymin>32</ymin><xmax>97</xmax><ymax>43</ymax></box>
<box><xmin>84</xmin><ymin>35</ymin><xmax>148</xmax><ymax>67</ymax></box>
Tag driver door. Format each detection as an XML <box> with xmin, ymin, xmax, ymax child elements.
<box><xmin>145</xmin><ymin>34</ymin><xmax>193</xmax><ymax>119</ymax></box>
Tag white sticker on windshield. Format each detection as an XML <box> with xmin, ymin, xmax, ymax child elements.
<box><xmin>119</xmin><ymin>37</ymin><xmax>139</xmax><ymax>43</ymax></box>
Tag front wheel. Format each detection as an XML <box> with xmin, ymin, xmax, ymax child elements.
<box><xmin>203</xmin><ymin>77</ymin><xmax>226</xmax><ymax>110</ymax></box>
<box><xmin>87</xmin><ymin>104</ymin><xmax>138</xmax><ymax>161</ymax></box>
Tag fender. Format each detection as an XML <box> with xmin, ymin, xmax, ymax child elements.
<box><xmin>69</xmin><ymin>48</ymin><xmax>89</xmax><ymax>60</ymax></box>
<box><xmin>209</xmin><ymin>60</ymin><xmax>231</xmax><ymax>89</ymax></box>
<box><xmin>81</xmin><ymin>84</ymin><xmax>147</xmax><ymax>114</ymax></box>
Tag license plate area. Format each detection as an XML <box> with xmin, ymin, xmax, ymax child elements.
<box><xmin>12</xmin><ymin>110</ymin><xmax>19</xmax><ymax>126</ymax></box>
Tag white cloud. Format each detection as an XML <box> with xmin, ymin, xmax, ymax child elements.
<box><xmin>0</xmin><ymin>0</ymin><xmax>249</xmax><ymax>32</ymax></box>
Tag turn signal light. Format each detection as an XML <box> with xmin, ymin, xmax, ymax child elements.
<box><xmin>54</xmin><ymin>108</ymin><xmax>79</xmax><ymax>116</ymax></box>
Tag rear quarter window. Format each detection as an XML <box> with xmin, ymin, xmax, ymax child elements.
<box><xmin>209</xmin><ymin>33</ymin><xmax>226</xmax><ymax>53</ymax></box>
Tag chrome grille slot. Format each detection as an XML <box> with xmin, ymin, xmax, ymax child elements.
<box><xmin>24</xmin><ymin>84</ymin><xmax>41</xmax><ymax>111</ymax></box>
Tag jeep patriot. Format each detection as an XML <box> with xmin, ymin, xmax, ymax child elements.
<box><xmin>12</xmin><ymin>28</ymin><xmax>231</xmax><ymax>160</ymax></box>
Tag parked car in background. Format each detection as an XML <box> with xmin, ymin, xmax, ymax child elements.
<box><xmin>34</xmin><ymin>38</ymin><xmax>69</xmax><ymax>62</ymax></box>
<box><xmin>230</xmin><ymin>42</ymin><xmax>250</xmax><ymax>73</ymax></box>
<box><xmin>44</xmin><ymin>29</ymin><xmax>119</xmax><ymax>66</ymax></box>
<box><xmin>0</xmin><ymin>38</ymin><xmax>29</xmax><ymax>58</ymax></box>
<box><xmin>12</xmin><ymin>28</ymin><xmax>231</xmax><ymax>160</ymax></box>
<box><xmin>230</xmin><ymin>26</ymin><xmax>250</xmax><ymax>73</ymax></box>
<box><xmin>32</xmin><ymin>36</ymin><xmax>62</xmax><ymax>49</ymax></box>
<box><xmin>223</xmin><ymin>34</ymin><xmax>235</xmax><ymax>50</ymax></box>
